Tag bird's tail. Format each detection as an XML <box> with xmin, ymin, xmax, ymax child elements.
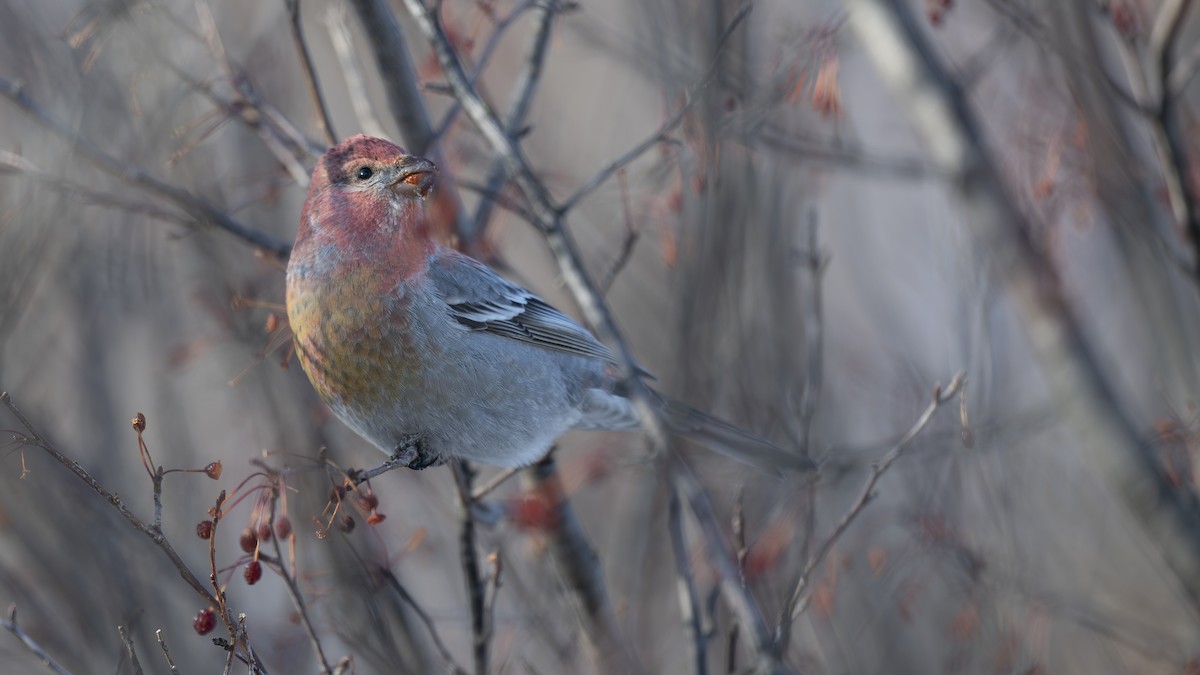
<box><xmin>656</xmin><ymin>395</ymin><xmax>817</xmax><ymax>476</ymax></box>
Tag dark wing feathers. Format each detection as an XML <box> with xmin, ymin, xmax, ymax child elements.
<box><xmin>427</xmin><ymin>250</ymin><xmax>616</xmax><ymax>363</ymax></box>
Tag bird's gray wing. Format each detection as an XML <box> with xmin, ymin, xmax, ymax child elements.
<box><xmin>427</xmin><ymin>249</ymin><xmax>616</xmax><ymax>362</ymax></box>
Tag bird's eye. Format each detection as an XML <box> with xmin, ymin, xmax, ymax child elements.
<box><xmin>356</xmin><ymin>166</ymin><xmax>374</xmax><ymax>180</ymax></box>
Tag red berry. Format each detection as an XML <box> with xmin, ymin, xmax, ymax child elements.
<box><xmin>367</xmin><ymin>511</ymin><xmax>386</xmax><ymax>526</ymax></box>
<box><xmin>244</xmin><ymin>560</ymin><xmax>263</xmax><ymax>585</ymax></box>
<box><xmin>239</xmin><ymin>528</ymin><xmax>257</xmax><ymax>553</ymax></box>
<box><xmin>256</xmin><ymin>522</ymin><xmax>272</xmax><ymax>542</ymax></box>
<box><xmin>193</xmin><ymin>608</ymin><xmax>216</xmax><ymax>635</ymax></box>
<box><xmin>196</xmin><ymin>520</ymin><xmax>214</xmax><ymax>539</ymax></box>
<box><xmin>204</xmin><ymin>461</ymin><xmax>222</xmax><ymax>480</ymax></box>
<box><xmin>274</xmin><ymin>515</ymin><xmax>293</xmax><ymax>539</ymax></box>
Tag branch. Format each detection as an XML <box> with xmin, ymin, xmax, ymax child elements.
<box><xmin>117</xmin><ymin>624</ymin><xmax>145</xmax><ymax>675</ymax></box>
<box><xmin>0</xmin><ymin>79</ymin><xmax>292</xmax><ymax>260</ymax></box>
<box><xmin>521</xmin><ymin>455</ymin><xmax>638</xmax><ymax>674</ymax></box>
<box><xmin>0</xmin><ymin>393</ymin><xmax>263</xmax><ymax>670</ymax></box>
<box><xmin>155</xmin><ymin>630</ymin><xmax>180</xmax><ymax>675</ymax></box>
<box><xmin>376</xmin><ymin>568</ymin><xmax>471</xmax><ymax>675</ymax></box>
<box><xmin>470</xmin><ymin>0</ymin><xmax>560</xmax><ymax>240</ymax></box>
<box><xmin>1</xmin><ymin>605</ymin><xmax>73</xmax><ymax>675</ymax></box>
<box><xmin>1147</xmin><ymin>0</ymin><xmax>1200</xmax><ymax>277</ymax></box>
<box><xmin>285</xmin><ymin>0</ymin><xmax>338</xmax><ymax>146</ymax></box>
<box><xmin>846</xmin><ymin>0</ymin><xmax>1200</xmax><ymax>605</ymax></box>
<box><xmin>670</xmin><ymin>460</ymin><xmax>779</xmax><ymax>674</ymax></box>
<box><xmin>324</xmin><ymin>3</ymin><xmax>388</xmax><ymax>138</ymax></box>
<box><xmin>778</xmin><ymin>373</ymin><xmax>966</xmax><ymax>629</ymax></box>
<box><xmin>432</xmin><ymin>0</ymin><xmax>539</xmax><ymax>143</ymax></box>
<box><xmin>451</xmin><ymin>462</ymin><xmax>490</xmax><ymax>675</ymax></box>
<box><xmin>667</xmin><ymin>488</ymin><xmax>709</xmax><ymax>675</ymax></box>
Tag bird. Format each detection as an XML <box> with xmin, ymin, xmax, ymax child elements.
<box><xmin>285</xmin><ymin>134</ymin><xmax>815</xmax><ymax>475</ymax></box>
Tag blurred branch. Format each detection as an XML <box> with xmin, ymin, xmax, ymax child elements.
<box><xmin>981</xmin><ymin>0</ymin><xmax>1146</xmax><ymax>112</ymax></box>
<box><xmin>193</xmin><ymin>1</ymin><xmax>324</xmax><ymax>170</ymax></box>
<box><xmin>756</xmin><ymin>128</ymin><xmax>944</xmax><ymax>180</ymax></box>
<box><xmin>285</xmin><ymin>0</ymin><xmax>338</xmax><ymax>146</ymax></box>
<box><xmin>1</xmin><ymin>605</ymin><xmax>72</xmax><ymax>675</ymax></box>
<box><xmin>667</xmin><ymin>488</ymin><xmax>709</xmax><ymax>675</ymax></box>
<box><xmin>264</xmin><ymin>494</ymin><xmax>334</xmax><ymax>674</ymax></box>
<box><xmin>471</xmin><ymin>0</ymin><xmax>560</xmax><ymax>240</ymax></box>
<box><xmin>325</xmin><ymin>3</ymin><xmax>388</xmax><ymax>138</ymax></box>
<box><xmin>0</xmin><ymin>79</ymin><xmax>292</xmax><ymax>260</ymax></box>
<box><xmin>670</xmin><ymin>459</ymin><xmax>779</xmax><ymax>674</ymax></box>
<box><xmin>846</xmin><ymin>0</ymin><xmax>1200</xmax><ymax>606</ymax></box>
<box><xmin>1147</xmin><ymin>0</ymin><xmax>1200</xmax><ymax>279</ymax></box>
<box><xmin>376</xmin><ymin>567</ymin><xmax>470</xmax><ymax>675</ymax></box>
<box><xmin>451</xmin><ymin>462</ymin><xmax>490</xmax><ymax>675</ymax></box>
<box><xmin>117</xmin><ymin>624</ymin><xmax>144</xmax><ymax>675</ymax></box>
<box><xmin>598</xmin><ymin>170</ymin><xmax>640</xmax><ymax>294</ymax></box>
<box><xmin>522</xmin><ymin>455</ymin><xmax>639</xmax><ymax>674</ymax></box>
<box><xmin>778</xmin><ymin>373</ymin><xmax>966</xmax><ymax>632</ymax></box>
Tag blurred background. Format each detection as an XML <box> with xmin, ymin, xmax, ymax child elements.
<box><xmin>2</xmin><ymin>0</ymin><xmax>1200</xmax><ymax>673</ymax></box>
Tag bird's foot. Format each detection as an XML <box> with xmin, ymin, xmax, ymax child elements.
<box><xmin>349</xmin><ymin>435</ymin><xmax>434</xmax><ymax>483</ymax></box>
<box><xmin>394</xmin><ymin>435</ymin><xmax>444</xmax><ymax>470</ymax></box>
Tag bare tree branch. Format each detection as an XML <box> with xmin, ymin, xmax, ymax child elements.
<box><xmin>0</xmin><ymin>79</ymin><xmax>292</xmax><ymax>260</ymax></box>
<box><xmin>845</xmin><ymin>0</ymin><xmax>1200</xmax><ymax>606</ymax></box>
<box><xmin>779</xmin><ymin>373</ymin><xmax>966</xmax><ymax>629</ymax></box>
<box><xmin>470</xmin><ymin>0</ymin><xmax>560</xmax><ymax>240</ymax></box>
<box><xmin>117</xmin><ymin>624</ymin><xmax>145</xmax><ymax>675</ymax></box>
<box><xmin>451</xmin><ymin>462</ymin><xmax>490</xmax><ymax>675</ymax></box>
<box><xmin>285</xmin><ymin>0</ymin><xmax>337</xmax><ymax>146</ymax></box>
<box><xmin>1147</xmin><ymin>0</ymin><xmax>1200</xmax><ymax>277</ymax></box>
<box><xmin>1</xmin><ymin>605</ymin><xmax>73</xmax><ymax>675</ymax></box>
<box><xmin>522</xmin><ymin>455</ymin><xmax>640</xmax><ymax>674</ymax></box>
<box><xmin>667</xmin><ymin>488</ymin><xmax>709</xmax><ymax>675</ymax></box>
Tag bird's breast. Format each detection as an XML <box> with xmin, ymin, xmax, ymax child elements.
<box><xmin>286</xmin><ymin>266</ymin><xmax>422</xmax><ymax>413</ymax></box>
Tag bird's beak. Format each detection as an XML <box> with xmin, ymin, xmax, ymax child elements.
<box><xmin>389</xmin><ymin>156</ymin><xmax>437</xmax><ymax>198</ymax></box>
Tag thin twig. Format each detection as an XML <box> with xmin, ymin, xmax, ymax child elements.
<box><xmin>598</xmin><ymin>170</ymin><xmax>641</xmax><ymax>294</ymax></box>
<box><xmin>1</xmin><ymin>605</ymin><xmax>73</xmax><ymax>675</ymax></box>
<box><xmin>522</xmin><ymin>454</ymin><xmax>638</xmax><ymax>673</ymax></box>
<box><xmin>0</xmin><ymin>80</ymin><xmax>292</xmax><ymax>260</ymax></box>
<box><xmin>432</xmin><ymin>0</ymin><xmax>539</xmax><ymax>142</ymax></box>
<box><xmin>118</xmin><ymin>624</ymin><xmax>145</xmax><ymax>675</ymax></box>
<box><xmin>471</xmin><ymin>467</ymin><xmax>520</xmax><ymax>500</ymax></box>
<box><xmin>377</xmin><ymin>567</ymin><xmax>471</xmax><ymax>675</ymax></box>
<box><xmin>671</xmin><ymin>459</ymin><xmax>779</xmax><ymax>674</ymax></box>
<box><xmin>778</xmin><ymin>372</ymin><xmax>966</xmax><ymax>630</ymax></box>
<box><xmin>470</xmin><ymin>0</ymin><xmax>560</xmax><ymax>239</ymax></box>
<box><xmin>155</xmin><ymin>629</ymin><xmax>180</xmax><ymax>675</ymax></box>
<box><xmin>265</xmin><ymin>494</ymin><xmax>334</xmax><ymax>674</ymax></box>
<box><xmin>0</xmin><ymin>393</ymin><xmax>263</xmax><ymax>670</ymax></box>
<box><xmin>285</xmin><ymin>0</ymin><xmax>338</xmax><ymax>146</ymax></box>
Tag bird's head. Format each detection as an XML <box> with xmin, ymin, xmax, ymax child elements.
<box><xmin>315</xmin><ymin>134</ymin><xmax>438</xmax><ymax>201</ymax></box>
<box><xmin>294</xmin><ymin>135</ymin><xmax>440</xmax><ymax>272</ymax></box>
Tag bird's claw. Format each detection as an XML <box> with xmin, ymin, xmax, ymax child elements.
<box><xmin>392</xmin><ymin>435</ymin><xmax>443</xmax><ymax>470</ymax></box>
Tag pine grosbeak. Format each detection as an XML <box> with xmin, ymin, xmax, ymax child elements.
<box><xmin>286</xmin><ymin>135</ymin><xmax>815</xmax><ymax>474</ymax></box>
